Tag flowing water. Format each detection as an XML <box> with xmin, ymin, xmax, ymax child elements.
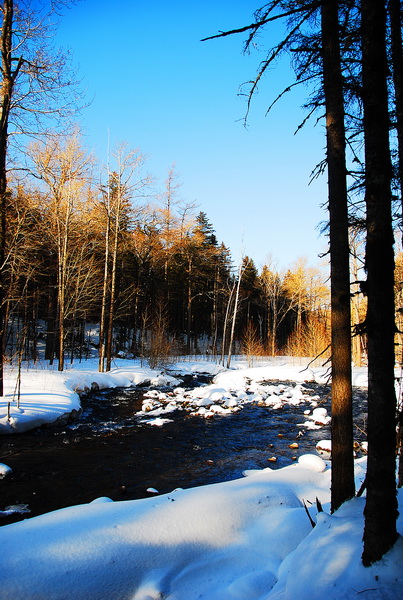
<box><xmin>0</xmin><ymin>378</ymin><xmax>368</xmax><ymax>526</ymax></box>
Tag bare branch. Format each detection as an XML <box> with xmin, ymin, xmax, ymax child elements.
<box><xmin>201</xmin><ymin>1</ymin><xmax>319</xmax><ymax>43</ymax></box>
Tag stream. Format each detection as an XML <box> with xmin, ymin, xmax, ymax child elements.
<box><xmin>0</xmin><ymin>377</ymin><xmax>368</xmax><ymax>526</ymax></box>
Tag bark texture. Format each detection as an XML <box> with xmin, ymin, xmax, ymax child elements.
<box><xmin>361</xmin><ymin>0</ymin><xmax>398</xmax><ymax>566</ymax></box>
<box><xmin>321</xmin><ymin>0</ymin><xmax>355</xmax><ymax>512</ymax></box>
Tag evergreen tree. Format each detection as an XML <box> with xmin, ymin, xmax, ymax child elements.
<box><xmin>361</xmin><ymin>0</ymin><xmax>398</xmax><ymax>565</ymax></box>
<box><xmin>321</xmin><ymin>0</ymin><xmax>355</xmax><ymax>511</ymax></box>
<box><xmin>205</xmin><ymin>0</ymin><xmax>400</xmax><ymax>562</ymax></box>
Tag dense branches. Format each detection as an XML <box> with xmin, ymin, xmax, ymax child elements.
<box><xmin>0</xmin><ymin>0</ymin><xmax>81</xmax><ymax>391</ymax></box>
<box><xmin>4</xmin><ymin>136</ymin><xmax>330</xmax><ymax>369</ymax></box>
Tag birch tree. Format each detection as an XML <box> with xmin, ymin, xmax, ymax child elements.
<box><xmin>98</xmin><ymin>143</ymin><xmax>150</xmax><ymax>372</ymax></box>
<box><xmin>226</xmin><ymin>258</ymin><xmax>248</xmax><ymax>368</ymax></box>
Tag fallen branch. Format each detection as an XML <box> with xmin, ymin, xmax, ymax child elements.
<box><xmin>303</xmin><ymin>500</ymin><xmax>316</xmax><ymax>528</ymax></box>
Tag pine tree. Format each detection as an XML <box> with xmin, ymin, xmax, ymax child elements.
<box><xmin>361</xmin><ymin>0</ymin><xmax>398</xmax><ymax>565</ymax></box>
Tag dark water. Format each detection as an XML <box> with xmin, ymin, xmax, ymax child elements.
<box><xmin>0</xmin><ymin>380</ymin><xmax>367</xmax><ymax>526</ymax></box>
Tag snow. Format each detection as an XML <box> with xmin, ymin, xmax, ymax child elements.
<box><xmin>0</xmin><ymin>356</ymin><xmax>402</xmax><ymax>599</ymax></box>
<box><xmin>0</xmin><ymin>358</ymin><xmax>181</xmax><ymax>434</ymax></box>
<box><xmin>0</xmin><ymin>462</ymin><xmax>12</xmax><ymax>478</ymax></box>
<box><xmin>297</xmin><ymin>454</ymin><xmax>327</xmax><ymax>472</ymax></box>
<box><xmin>316</xmin><ymin>439</ymin><xmax>333</xmax><ymax>454</ymax></box>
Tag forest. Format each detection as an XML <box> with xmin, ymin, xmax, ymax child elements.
<box><xmin>5</xmin><ymin>138</ymin><xmax>333</xmax><ymax>372</ymax></box>
<box><xmin>1</xmin><ymin>0</ymin><xmax>402</xmax><ymax>570</ymax></box>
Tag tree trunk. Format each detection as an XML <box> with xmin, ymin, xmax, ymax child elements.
<box><xmin>186</xmin><ymin>257</ymin><xmax>193</xmax><ymax>355</ymax></box>
<box><xmin>105</xmin><ymin>197</ymin><xmax>121</xmax><ymax>371</ymax></box>
<box><xmin>0</xmin><ymin>0</ymin><xmax>15</xmax><ymax>395</ymax></box>
<box><xmin>389</xmin><ymin>4</ymin><xmax>403</xmax><ymax>482</ymax></box>
<box><xmin>99</xmin><ymin>204</ymin><xmax>111</xmax><ymax>372</ymax></box>
<box><xmin>270</xmin><ymin>299</ymin><xmax>277</xmax><ymax>356</ymax></box>
<box><xmin>227</xmin><ymin>262</ymin><xmax>243</xmax><ymax>368</ymax></box>
<box><xmin>321</xmin><ymin>0</ymin><xmax>355</xmax><ymax>512</ymax></box>
<box><xmin>56</xmin><ymin>189</ymin><xmax>72</xmax><ymax>372</ymax></box>
<box><xmin>211</xmin><ymin>264</ymin><xmax>219</xmax><ymax>354</ymax></box>
<box><xmin>221</xmin><ymin>281</ymin><xmax>235</xmax><ymax>366</ymax></box>
<box><xmin>57</xmin><ymin>248</ymin><xmax>66</xmax><ymax>372</ymax></box>
<box><xmin>389</xmin><ymin>0</ymin><xmax>403</xmax><ymax>204</ymax></box>
<box><xmin>45</xmin><ymin>283</ymin><xmax>57</xmax><ymax>363</ymax></box>
<box><xmin>361</xmin><ymin>0</ymin><xmax>398</xmax><ymax>566</ymax></box>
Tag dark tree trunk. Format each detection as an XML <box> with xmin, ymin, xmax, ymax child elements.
<box><xmin>361</xmin><ymin>0</ymin><xmax>398</xmax><ymax>566</ymax></box>
<box><xmin>390</xmin><ymin>0</ymin><xmax>403</xmax><ymax>489</ymax></box>
<box><xmin>321</xmin><ymin>0</ymin><xmax>355</xmax><ymax>512</ymax></box>
<box><xmin>389</xmin><ymin>0</ymin><xmax>403</xmax><ymax>203</ymax></box>
<box><xmin>0</xmin><ymin>0</ymin><xmax>15</xmax><ymax>396</ymax></box>
<box><xmin>45</xmin><ymin>284</ymin><xmax>57</xmax><ymax>363</ymax></box>
<box><xmin>398</xmin><ymin>406</ymin><xmax>403</xmax><ymax>488</ymax></box>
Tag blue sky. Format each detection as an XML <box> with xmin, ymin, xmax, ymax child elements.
<box><xmin>54</xmin><ymin>0</ymin><xmax>329</xmax><ymax>271</ymax></box>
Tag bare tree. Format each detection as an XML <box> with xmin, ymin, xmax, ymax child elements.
<box><xmin>227</xmin><ymin>259</ymin><xmax>247</xmax><ymax>368</ymax></box>
<box><xmin>350</xmin><ymin>228</ymin><xmax>366</xmax><ymax>367</ymax></box>
<box><xmin>29</xmin><ymin>132</ymin><xmax>93</xmax><ymax>371</ymax></box>
<box><xmin>242</xmin><ymin>320</ymin><xmax>263</xmax><ymax>366</ymax></box>
<box><xmin>260</xmin><ymin>263</ymin><xmax>286</xmax><ymax>356</ymax></box>
<box><xmin>98</xmin><ymin>143</ymin><xmax>150</xmax><ymax>372</ymax></box>
<box><xmin>0</xmin><ymin>0</ymin><xmax>81</xmax><ymax>391</ymax></box>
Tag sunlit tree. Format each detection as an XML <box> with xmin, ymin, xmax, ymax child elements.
<box><xmin>0</xmin><ymin>0</ymin><xmax>80</xmax><ymax>391</ymax></box>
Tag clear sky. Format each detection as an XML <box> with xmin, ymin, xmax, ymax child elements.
<box><xmin>53</xmin><ymin>0</ymin><xmax>329</xmax><ymax>272</ymax></box>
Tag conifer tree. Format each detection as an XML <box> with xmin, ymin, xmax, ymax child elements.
<box><xmin>205</xmin><ymin>0</ymin><xmax>400</xmax><ymax>562</ymax></box>
<box><xmin>321</xmin><ymin>0</ymin><xmax>355</xmax><ymax>511</ymax></box>
<box><xmin>361</xmin><ymin>0</ymin><xmax>398</xmax><ymax>565</ymax></box>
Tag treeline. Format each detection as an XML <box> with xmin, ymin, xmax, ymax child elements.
<box><xmin>5</xmin><ymin>134</ymin><xmax>330</xmax><ymax>370</ymax></box>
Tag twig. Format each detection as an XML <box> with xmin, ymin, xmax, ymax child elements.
<box><xmin>303</xmin><ymin>500</ymin><xmax>316</xmax><ymax>528</ymax></box>
<box><xmin>356</xmin><ymin>477</ymin><xmax>367</xmax><ymax>497</ymax></box>
<box><xmin>301</xmin><ymin>344</ymin><xmax>331</xmax><ymax>372</ymax></box>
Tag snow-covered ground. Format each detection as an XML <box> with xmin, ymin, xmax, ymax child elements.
<box><xmin>0</xmin><ymin>356</ymin><xmax>369</xmax><ymax>434</ymax></box>
<box><xmin>0</xmin><ymin>357</ymin><xmax>402</xmax><ymax>599</ymax></box>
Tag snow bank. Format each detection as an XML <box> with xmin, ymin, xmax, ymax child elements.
<box><xmin>0</xmin><ymin>357</ymin><xmax>374</xmax><ymax>434</ymax></box>
<box><xmin>270</xmin><ymin>497</ymin><xmax>403</xmax><ymax>600</ymax></box>
<box><xmin>0</xmin><ymin>358</ymin><xmax>402</xmax><ymax>599</ymax></box>
<box><xmin>0</xmin><ymin>458</ymin><xmax>332</xmax><ymax>600</ymax></box>
<box><xmin>0</xmin><ymin>359</ymin><xmax>179</xmax><ymax>434</ymax></box>
<box><xmin>0</xmin><ymin>358</ymin><xmax>337</xmax><ymax>434</ymax></box>
<box><xmin>0</xmin><ymin>457</ymin><xmax>401</xmax><ymax>599</ymax></box>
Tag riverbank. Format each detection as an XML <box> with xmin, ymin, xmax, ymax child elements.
<box><xmin>0</xmin><ymin>356</ymin><xmax>402</xmax><ymax>599</ymax></box>
<box><xmin>0</xmin><ymin>358</ymin><xmax>185</xmax><ymax>434</ymax></box>
<box><xmin>0</xmin><ymin>356</ymin><xmax>369</xmax><ymax>434</ymax></box>
<box><xmin>0</xmin><ymin>452</ymin><xmax>402</xmax><ymax>600</ymax></box>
